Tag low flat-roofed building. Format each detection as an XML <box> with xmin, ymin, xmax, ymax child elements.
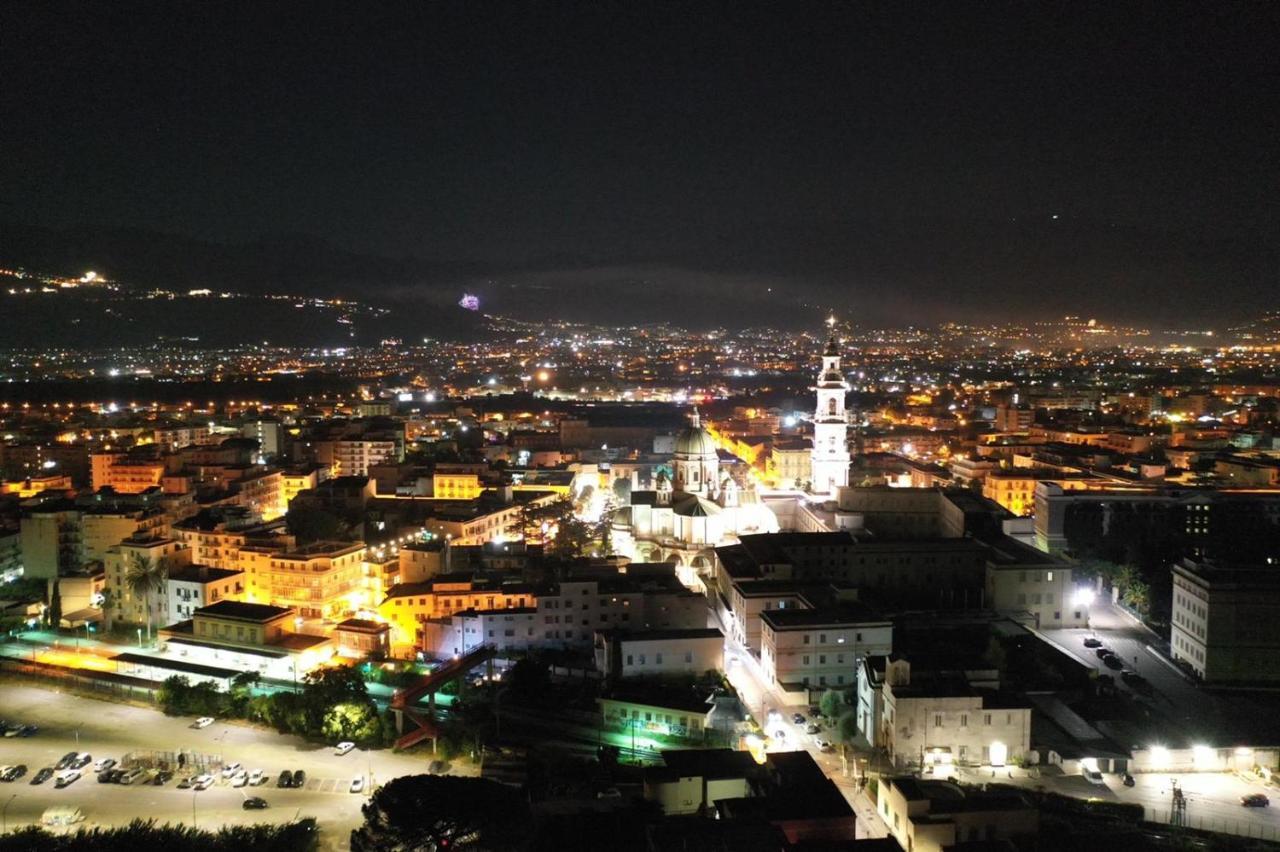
<box><xmin>877</xmin><ymin>776</ymin><xmax>1039</xmax><ymax>852</ymax></box>
<box><xmin>600</xmin><ymin>683</ymin><xmax>718</xmax><ymax>745</ymax></box>
<box><xmin>158</xmin><ymin>599</ymin><xmax>333</xmax><ymax>680</ymax></box>
<box><xmin>334</xmin><ymin>617</ymin><xmax>391</xmax><ymax>658</ymax></box>
<box><xmin>642</xmin><ymin>749</ymin><xmax>759</xmax><ymax>816</ymax></box>
<box><xmin>595</xmin><ymin>627</ymin><xmax>724</xmax><ymax>678</ymax></box>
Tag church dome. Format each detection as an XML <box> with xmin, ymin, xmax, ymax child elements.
<box><xmin>674</xmin><ymin>424</ymin><xmax>717</xmax><ymax>457</ymax></box>
<box><xmin>674</xmin><ymin>407</ymin><xmax>717</xmax><ymax>456</ymax></box>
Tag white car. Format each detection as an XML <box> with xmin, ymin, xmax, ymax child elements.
<box><xmin>92</xmin><ymin>758</ymin><xmax>115</xmax><ymax>773</ymax></box>
<box><xmin>54</xmin><ymin>769</ymin><xmax>81</xmax><ymax>788</ymax></box>
<box><xmin>222</xmin><ymin>762</ymin><xmax>242</xmax><ymax>778</ymax></box>
<box><xmin>232</xmin><ymin>771</ymin><xmax>249</xmax><ymax>788</ymax></box>
<box><xmin>248</xmin><ymin>769</ymin><xmax>265</xmax><ymax>785</ymax></box>
<box><xmin>350</xmin><ymin>776</ymin><xmax>365</xmax><ymax>794</ymax></box>
<box><xmin>193</xmin><ymin>717</ymin><xmax>214</xmax><ymax>729</ymax></box>
<box><xmin>334</xmin><ymin>741</ymin><xmax>355</xmax><ymax>756</ymax></box>
<box><xmin>193</xmin><ymin>774</ymin><xmax>214</xmax><ymax>790</ymax></box>
<box><xmin>1084</xmin><ymin>769</ymin><xmax>1106</xmax><ymax>785</ymax></box>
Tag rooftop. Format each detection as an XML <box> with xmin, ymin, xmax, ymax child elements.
<box><xmin>194</xmin><ymin>599</ymin><xmax>293</xmax><ymax>622</ymax></box>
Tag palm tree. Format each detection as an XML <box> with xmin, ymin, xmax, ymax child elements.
<box><xmin>124</xmin><ymin>552</ymin><xmax>168</xmax><ymax>642</ymax></box>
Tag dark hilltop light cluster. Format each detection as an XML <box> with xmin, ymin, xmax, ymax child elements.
<box><xmin>1</xmin><ymin>5</ymin><xmax>1279</xmax><ymax>852</ymax></box>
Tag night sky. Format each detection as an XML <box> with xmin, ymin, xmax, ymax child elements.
<box><xmin>2</xmin><ymin>4</ymin><xmax>1277</xmax><ymax>327</ymax></box>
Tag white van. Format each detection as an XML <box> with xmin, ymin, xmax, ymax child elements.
<box><xmin>42</xmin><ymin>805</ymin><xmax>85</xmax><ymax>827</ymax></box>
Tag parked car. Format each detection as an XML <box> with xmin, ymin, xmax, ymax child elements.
<box><xmin>819</xmin><ymin>742</ymin><xmax>836</xmax><ymax>754</ymax></box>
<box><xmin>3</xmin><ymin>725</ymin><xmax>23</xmax><ymax>738</ymax></box>
<box><xmin>1242</xmin><ymin>794</ymin><xmax>1270</xmax><ymax>808</ymax></box>
<box><xmin>1</xmin><ymin>765</ymin><xmax>27</xmax><ymax>782</ymax></box>
<box><xmin>92</xmin><ymin>758</ymin><xmax>116</xmax><ymax>773</ymax></box>
<box><xmin>1083</xmin><ymin>636</ymin><xmax>1102</xmax><ymax>648</ymax></box>
<box><xmin>808</xmin><ymin>705</ymin><xmax>821</xmax><ymax>718</ymax></box>
<box><xmin>153</xmin><ymin>770</ymin><xmax>173</xmax><ymax>786</ymax></box>
<box><xmin>17</xmin><ymin>724</ymin><xmax>37</xmax><ymax>737</ymax></box>
<box><xmin>120</xmin><ymin>769</ymin><xmax>146</xmax><ymax>786</ymax></box>
<box><xmin>806</xmin><ymin>724</ymin><xmax>821</xmax><ymax>735</ymax></box>
<box><xmin>193</xmin><ymin>774</ymin><xmax>214</xmax><ymax>791</ymax></box>
<box><xmin>791</xmin><ymin>713</ymin><xmax>806</xmax><ymax>725</ymax></box>
<box><xmin>249</xmin><ymin>769</ymin><xmax>265</xmax><ymax>786</ymax></box>
<box><xmin>31</xmin><ymin>767</ymin><xmax>54</xmax><ymax>786</ymax></box>
<box><xmin>243</xmin><ymin>797</ymin><xmax>270</xmax><ymax>810</ymax></box>
<box><xmin>1102</xmin><ymin>654</ymin><xmax>1124</xmax><ymax>670</ymax></box>
<box><xmin>291</xmin><ymin>770</ymin><xmax>306</xmax><ymax>789</ymax></box>
<box><xmin>277</xmin><ymin>770</ymin><xmax>293</xmax><ymax>788</ymax></box>
<box><xmin>334</xmin><ymin>741</ymin><xmax>355</xmax><ymax>756</ymax></box>
<box><xmin>1094</xmin><ymin>647</ymin><xmax>1112</xmax><ymax>659</ymax></box>
<box><xmin>54</xmin><ymin>770</ymin><xmax>81</xmax><ymax>788</ymax></box>
<box><xmin>232</xmin><ymin>771</ymin><xmax>249</xmax><ymax>788</ymax></box>
<box><xmin>350</xmin><ymin>776</ymin><xmax>365</xmax><ymax>794</ymax></box>
<box><xmin>1122</xmin><ymin>772</ymin><xmax>1136</xmax><ymax>787</ymax></box>
<box><xmin>222</xmin><ymin>762</ymin><xmax>242</xmax><ymax>778</ymax></box>
<box><xmin>55</xmin><ymin>752</ymin><xmax>78</xmax><ymax>771</ymax></box>
<box><xmin>427</xmin><ymin>760</ymin><xmax>447</xmax><ymax>775</ymax></box>
<box><xmin>70</xmin><ymin>754</ymin><xmax>91</xmax><ymax>770</ymax></box>
<box><xmin>193</xmin><ymin>717</ymin><xmax>214</xmax><ymax>729</ymax></box>
<box><xmin>1084</xmin><ymin>769</ymin><xmax>1106</xmax><ymax>785</ymax></box>
<box><xmin>177</xmin><ymin>776</ymin><xmax>194</xmax><ymax>789</ymax></box>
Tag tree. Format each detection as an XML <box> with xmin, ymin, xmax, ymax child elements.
<box><xmin>46</xmin><ymin>579</ymin><xmax>62</xmax><ymax>630</ymax></box>
<box><xmin>819</xmin><ymin>688</ymin><xmax>844</xmax><ymax>720</ymax></box>
<box><xmin>300</xmin><ymin>665</ymin><xmax>370</xmax><ymax>736</ymax></box>
<box><xmin>351</xmin><ymin>775</ymin><xmax>530</xmax><ymax>851</ymax></box>
<box><xmin>835</xmin><ymin>710</ymin><xmax>859</xmax><ymax>746</ymax></box>
<box><xmin>124</xmin><ymin>552</ymin><xmax>168</xmax><ymax>642</ymax></box>
<box><xmin>323</xmin><ymin>700</ymin><xmax>383</xmax><ymax>744</ymax></box>
<box><xmin>285</xmin><ymin>503</ymin><xmax>344</xmax><ymax>544</ymax></box>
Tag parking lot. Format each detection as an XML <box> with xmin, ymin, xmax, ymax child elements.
<box><xmin>0</xmin><ymin>683</ymin><xmax>458</xmax><ymax>849</ymax></box>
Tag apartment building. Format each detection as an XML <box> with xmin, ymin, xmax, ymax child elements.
<box><xmin>379</xmin><ymin>576</ymin><xmax>538</xmax><ymax>653</ymax></box>
<box><xmin>421</xmin><ymin>492</ymin><xmax>559</xmax><ymax>545</ymax></box>
<box><xmin>313</xmin><ymin>437</ymin><xmax>399</xmax><ymax>477</ymax></box>
<box><xmin>103</xmin><ymin>536</ymin><xmax>192</xmax><ymax>630</ymax></box>
<box><xmin>167</xmin><ymin>564</ymin><xmax>245</xmax><ymax>620</ymax></box>
<box><xmin>257</xmin><ymin>541</ymin><xmax>367</xmax><ymax>620</ymax></box>
<box><xmin>1171</xmin><ymin>557</ymin><xmax>1280</xmax><ymax>683</ymax></box>
<box><xmin>90</xmin><ymin>452</ymin><xmax>167</xmax><ymax>494</ymax></box>
<box><xmin>759</xmin><ymin>605</ymin><xmax>892</xmax><ymax>694</ymax></box>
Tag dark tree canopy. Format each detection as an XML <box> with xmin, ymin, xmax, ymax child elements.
<box><xmin>351</xmin><ymin>774</ymin><xmax>530</xmax><ymax>851</ymax></box>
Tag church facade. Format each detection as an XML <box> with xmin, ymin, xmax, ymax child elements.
<box><xmin>611</xmin><ymin>322</ymin><xmax>852</xmax><ymax>590</ymax></box>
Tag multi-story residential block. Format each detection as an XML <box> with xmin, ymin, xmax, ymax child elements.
<box><xmin>166</xmin><ymin>564</ymin><xmax>245</xmax><ymax>620</ymax></box>
<box><xmin>379</xmin><ymin>576</ymin><xmax>538</xmax><ymax>653</ymax></box>
<box><xmin>1171</xmin><ymin>557</ymin><xmax>1280</xmax><ymax>683</ymax></box>
<box><xmin>90</xmin><ymin>452</ymin><xmax>167</xmax><ymax>494</ymax></box>
<box><xmin>421</xmin><ymin>492</ymin><xmax>559</xmax><ymax>545</ymax></box>
<box><xmin>759</xmin><ymin>605</ymin><xmax>892</xmax><ymax>695</ymax></box>
<box><xmin>103</xmin><ymin>536</ymin><xmax>191</xmax><ymax>630</ymax></box>
<box><xmin>314</xmin><ymin>437</ymin><xmax>399</xmax><ymax>477</ymax></box>
<box><xmin>256</xmin><ymin>541</ymin><xmax>367</xmax><ymax>620</ymax></box>
<box><xmin>19</xmin><ymin>507</ymin><xmax>83</xmax><ymax>579</ymax></box>
<box><xmin>281</xmin><ymin>464</ymin><xmax>328</xmax><ymax>509</ymax></box>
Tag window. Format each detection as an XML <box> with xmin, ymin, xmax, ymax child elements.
<box><xmin>655</xmin><ymin>653</ymin><xmax>663</xmax><ymax>664</ymax></box>
<box><xmin>960</xmin><ymin>714</ymin><xmax>967</xmax><ymax>727</ymax></box>
<box><xmin>803</xmin><ymin>635</ymin><xmax>810</xmax><ymax>645</ymax></box>
<box><xmin>934</xmin><ymin>714</ymin><xmax>942</xmax><ymax>727</ymax></box>
<box><xmin>684</xmin><ymin>651</ymin><xmax>692</xmax><ymax>663</ymax></box>
<box><xmin>984</xmin><ymin>713</ymin><xmax>992</xmax><ymax>726</ymax></box>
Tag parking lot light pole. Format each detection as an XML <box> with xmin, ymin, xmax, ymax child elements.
<box><xmin>192</xmin><ymin>787</ymin><xmax>197</xmax><ymax>827</ymax></box>
<box><xmin>3</xmin><ymin>793</ymin><xmax>16</xmax><ymax>833</ymax></box>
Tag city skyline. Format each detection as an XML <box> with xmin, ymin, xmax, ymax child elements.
<box><xmin>2</xmin><ymin>5</ymin><xmax>1278</xmax><ymax>329</ymax></box>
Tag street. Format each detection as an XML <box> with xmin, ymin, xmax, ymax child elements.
<box><xmin>0</xmin><ymin>683</ymin><xmax>455</xmax><ymax>849</ymax></box>
<box><xmin>713</xmin><ymin>607</ymin><xmax>889</xmax><ymax>839</ymax></box>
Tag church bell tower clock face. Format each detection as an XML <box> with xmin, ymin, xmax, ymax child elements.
<box><xmin>810</xmin><ymin>316</ymin><xmax>851</xmax><ymax>495</ymax></box>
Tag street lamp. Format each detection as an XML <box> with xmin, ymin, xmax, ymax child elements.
<box><xmin>136</xmin><ymin>627</ymin><xmax>143</xmax><ymax>648</ymax></box>
<box><xmin>3</xmin><ymin>793</ymin><xmax>15</xmax><ymax>834</ymax></box>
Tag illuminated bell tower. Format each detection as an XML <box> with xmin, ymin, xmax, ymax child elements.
<box><xmin>810</xmin><ymin>316</ymin><xmax>851</xmax><ymax>495</ymax></box>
